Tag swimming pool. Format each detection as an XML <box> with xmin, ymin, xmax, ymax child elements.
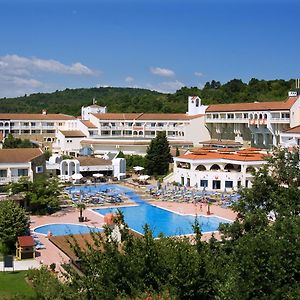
<box><xmin>67</xmin><ymin>184</ymin><xmax>231</xmax><ymax>237</ymax></box>
<box><xmin>34</xmin><ymin>223</ymin><xmax>103</xmax><ymax>236</ymax></box>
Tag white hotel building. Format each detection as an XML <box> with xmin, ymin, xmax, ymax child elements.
<box><xmin>1</xmin><ymin>92</ymin><xmax>300</xmax><ymax>190</ymax></box>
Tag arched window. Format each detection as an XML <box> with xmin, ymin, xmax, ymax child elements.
<box><xmin>196</xmin><ymin>165</ymin><xmax>206</xmax><ymax>171</ymax></box>
<box><xmin>246</xmin><ymin>166</ymin><xmax>255</xmax><ymax>173</ymax></box>
<box><xmin>210</xmin><ymin>164</ymin><xmax>221</xmax><ymax>171</ymax></box>
<box><xmin>139</xmin><ymin>131</ymin><xmax>143</xmax><ymax>135</ymax></box>
<box><xmin>196</xmin><ymin>98</ymin><xmax>199</xmax><ymax>107</ymax></box>
<box><xmin>224</xmin><ymin>163</ymin><xmax>234</xmax><ymax>172</ymax></box>
<box><xmin>263</xmin><ymin>113</ymin><xmax>267</xmax><ymax>119</ymax></box>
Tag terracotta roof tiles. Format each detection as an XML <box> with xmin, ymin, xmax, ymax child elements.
<box><xmin>59</xmin><ymin>130</ymin><xmax>86</xmax><ymax>138</ymax></box>
<box><xmin>80</xmin><ymin>120</ymin><xmax>97</xmax><ymax>128</ymax></box>
<box><xmin>0</xmin><ymin>148</ymin><xmax>44</xmax><ymax>163</ymax></box>
<box><xmin>0</xmin><ymin>113</ymin><xmax>75</xmax><ymax>121</ymax></box>
<box><xmin>178</xmin><ymin>148</ymin><xmax>266</xmax><ymax>162</ymax></box>
<box><xmin>283</xmin><ymin>125</ymin><xmax>300</xmax><ymax>134</ymax></box>
<box><xmin>92</xmin><ymin>113</ymin><xmax>204</xmax><ymax>121</ymax></box>
<box><xmin>206</xmin><ymin>96</ymin><xmax>298</xmax><ymax>112</ymax></box>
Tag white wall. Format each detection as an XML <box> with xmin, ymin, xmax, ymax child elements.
<box><xmin>81</xmin><ymin>105</ymin><xmax>107</xmax><ymax>120</ymax></box>
<box><xmin>185</xmin><ymin>116</ymin><xmax>210</xmax><ymax>146</ymax></box>
<box><xmin>289</xmin><ymin>96</ymin><xmax>300</xmax><ymax>128</ymax></box>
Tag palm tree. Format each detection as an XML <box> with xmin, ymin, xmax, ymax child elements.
<box><xmin>76</xmin><ymin>202</ymin><xmax>86</xmax><ymax>222</ymax></box>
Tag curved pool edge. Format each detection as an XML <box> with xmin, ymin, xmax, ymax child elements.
<box><xmin>33</xmin><ymin>223</ymin><xmax>103</xmax><ymax>236</ymax></box>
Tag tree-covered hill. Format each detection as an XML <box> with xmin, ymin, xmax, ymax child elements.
<box><xmin>0</xmin><ymin>78</ymin><xmax>297</xmax><ymax>115</ymax></box>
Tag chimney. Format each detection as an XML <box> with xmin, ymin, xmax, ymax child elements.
<box><xmin>42</xmin><ymin>109</ymin><xmax>47</xmax><ymax>115</ymax></box>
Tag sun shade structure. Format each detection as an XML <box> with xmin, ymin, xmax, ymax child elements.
<box><xmin>139</xmin><ymin>175</ymin><xmax>150</xmax><ymax>180</ymax></box>
<box><xmin>72</xmin><ymin>173</ymin><xmax>83</xmax><ymax>180</ymax></box>
<box><xmin>92</xmin><ymin>173</ymin><xmax>103</xmax><ymax>178</ymax></box>
<box><xmin>133</xmin><ymin>166</ymin><xmax>144</xmax><ymax>171</ymax></box>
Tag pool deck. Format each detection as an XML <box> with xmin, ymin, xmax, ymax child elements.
<box><xmin>30</xmin><ymin>184</ymin><xmax>237</xmax><ymax>269</ymax></box>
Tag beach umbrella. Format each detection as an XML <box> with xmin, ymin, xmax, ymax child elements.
<box><xmin>93</xmin><ymin>173</ymin><xmax>103</xmax><ymax>178</ymax></box>
<box><xmin>72</xmin><ymin>173</ymin><xmax>83</xmax><ymax>180</ymax></box>
<box><xmin>133</xmin><ymin>166</ymin><xmax>144</xmax><ymax>171</ymax></box>
<box><xmin>139</xmin><ymin>175</ymin><xmax>150</xmax><ymax>180</ymax></box>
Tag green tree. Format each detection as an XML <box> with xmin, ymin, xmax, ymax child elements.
<box><xmin>8</xmin><ymin>176</ymin><xmax>61</xmax><ymax>214</ymax></box>
<box><xmin>43</xmin><ymin>149</ymin><xmax>52</xmax><ymax>161</ymax></box>
<box><xmin>0</xmin><ymin>200</ymin><xmax>29</xmax><ymax>251</ymax></box>
<box><xmin>3</xmin><ymin>133</ymin><xmax>38</xmax><ymax>149</ymax></box>
<box><xmin>116</xmin><ymin>150</ymin><xmax>125</xmax><ymax>158</ymax></box>
<box><xmin>145</xmin><ymin>132</ymin><xmax>172</xmax><ymax>176</ymax></box>
<box><xmin>76</xmin><ymin>202</ymin><xmax>86</xmax><ymax>222</ymax></box>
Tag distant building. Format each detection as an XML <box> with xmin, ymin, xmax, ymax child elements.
<box><xmin>0</xmin><ymin>148</ymin><xmax>45</xmax><ymax>185</ymax></box>
<box><xmin>173</xmin><ymin>147</ymin><xmax>267</xmax><ymax>191</ymax></box>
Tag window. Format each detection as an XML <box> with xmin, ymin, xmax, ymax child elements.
<box><xmin>18</xmin><ymin>169</ymin><xmax>28</xmax><ymax>176</ymax></box>
<box><xmin>200</xmin><ymin>180</ymin><xmax>208</xmax><ymax>187</ymax></box>
<box><xmin>22</xmin><ymin>122</ymin><xmax>29</xmax><ymax>126</ymax></box>
<box><xmin>213</xmin><ymin>114</ymin><xmax>219</xmax><ymax>119</ymax></box>
<box><xmin>135</xmin><ymin>122</ymin><xmax>142</xmax><ymax>126</ymax></box>
<box><xmin>243</xmin><ymin>113</ymin><xmax>248</xmax><ymax>118</ymax></box>
<box><xmin>46</xmin><ymin>122</ymin><xmax>54</xmax><ymax>126</ymax></box>
<box><xmin>58</xmin><ymin>122</ymin><xmax>63</xmax><ymax>126</ymax></box>
<box><xmin>67</xmin><ymin>139</ymin><xmax>72</xmax><ymax>143</ymax></box>
<box><xmin>212</xmin><ymin>180</ymin><xmax>221</xmax><ymax>189</ymax></box>
<box><xmin>227</xmin><ymin>113</ymin><xmax>234</xmax><ymax>119</ymax></box>
<box><xmin>31</xmin><ymin>122</ymin><xmax>36</xmax><ymax>127</ymax></box>
<box><xmin>0</xmin><ymin>170</ymin><xmax>7</xmax><ymax>177</ymax></box>
<box><xmin>151</xmin><ymin>123</ymin><xmax>156</xmax><ymax>127</ymax></box>
<box><xmin>36</xmin><ymin>166</ymin><xmax>44</xmax><ymax>173</ymax></box>
<box><xmin>281</xmin><ymin>113</ymin><xmax>290</xmax><ymax>119</ymax></box>
<box><xmin>225</xmin><ymin>181</ymin><xmax>233</xmax><ymax>188</ymax></box>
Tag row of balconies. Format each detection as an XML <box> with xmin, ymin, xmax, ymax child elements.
<box><xmin>206</xmin><ymin>116</ymin><xmax>290</xmax><ymax>124</ymax></box>
<box><xmin>99</xmin><ymin>124</ymin><xmax>181</xmax><ymax>130</ymax></box>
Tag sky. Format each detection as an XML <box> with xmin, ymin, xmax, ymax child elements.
<box><xmin>0</xmin><ymin>0</ymin><xmax>299</xmax><ymax>98</ymax></box>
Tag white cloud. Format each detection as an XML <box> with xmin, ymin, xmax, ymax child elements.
<box><xmin>145</xmin><ymin>80</ymin><xmax>185</xmax><ymax>93</ymax></box>
<box><xmin>150</xmin><ymin>67</ymin><xmax>175</xmax><ymax>77</ymax></box>
<box><xmin>194</xmin><ymin>71</ymin><xmax>204</xmax><ymax>77</ymax></box>
<box><xmin>0</xmin><ymin>54</ymin><xmax>96</xmax><ymax>76</ymax></box>
<box><xmin>159</xmin><ymin>80</ymin><xmax>185</xmax><ymax>92</ymax></box>
<box><xmin>0</xmin><ymin>54</ymin><xmax>98</xmax><ymax>98</ymax></box>
<box><xmin>125</xmin><ymin>76</ymin><xmax>134</xmax><ymax>83</ymax></box>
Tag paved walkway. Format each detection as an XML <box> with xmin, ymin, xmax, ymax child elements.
<box><xmin>29</xmin><ymin>184</ymin><xmax>237</xmax><ymax>268</ymax></box>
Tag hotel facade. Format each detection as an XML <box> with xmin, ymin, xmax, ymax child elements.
<box><xmin>1</xmin><ymin>92</ymin><xmax>299</xmax><ymax>189</ymax></box>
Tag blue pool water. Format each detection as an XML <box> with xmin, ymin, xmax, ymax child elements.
<box><xmin>34</xmin><ymin>223</ymin><xmax>103</xmax><ymax>236</ymax></box>
<box><xmin>67</xmin><ymin>184</ymin><xmax>231</xmax><ymax>237</ymax></box>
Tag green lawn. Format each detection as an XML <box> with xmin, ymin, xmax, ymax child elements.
<box><xmin>0</xmin><ymin>271</ymin><xmax>35</xmax><ymax>299</ymax></box>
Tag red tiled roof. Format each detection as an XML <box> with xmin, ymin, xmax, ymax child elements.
<box><xmin>0</xmin><ymin>148</ymin><xmax>44</xmax><ymax>163</ymax></box>
<box><xmin>17</xmin><ymin>236</ymin><xmax>35</xmax><ymax>247</ymax></box>
<box><xmin>81</xmin><ymin>139</ymin><xmax>193</xmax><ymax>146</ymax></box>
<box><xmin>77</xmin><ymin>156</ymin><xmax>112</xmax><ymax>166</ymax></box>
<box><xmin>283</xmin><ymin>125</ymin><xmax>300</xmax><ymax>134</ymax></box>
<box><xmin>178</xmin><ymin>148</ymin><xmax>266</xmax><ymax>162</ymax></box>
<box><xmin>206</xmin><ymin>96</ymin><xmax>298</xmax><ymax>112</ymax></box>
<box><xmin>92</xmin><ymin>113</ymin><xmax>204</xmax><ymax>121</ymax></box>
<box><xmin>80</xmin><ymin>120</ymin><xmax>97</xmax><ymax>128</ymax></box>
<box><xmin>199</xmin><ymin>139</ymin><xmax>242</xmax><ymax>146</ymax></box>
<box><xmin>59</xmin><ymin>130</ymin><xmax>86</xmax><ymax>138</ymax></box>
<box><xmin>0</xmin><ymin>113</ymin><xmax>75</xmax><ymax>120</ymax></box>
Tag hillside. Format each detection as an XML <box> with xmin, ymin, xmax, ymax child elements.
<box><xmin>0</xmin><ymin>78</ymin><xmax>296</xmax><ymax>115</ymax></box>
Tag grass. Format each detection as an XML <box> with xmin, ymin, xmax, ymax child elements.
<box><xmin>0</xmin><ymin>271</ymin><xmax>35</xmax><ymax>299</ymax></box>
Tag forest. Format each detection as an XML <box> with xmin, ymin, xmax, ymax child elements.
<box><xmin>0</xmin><ymin>78</ymin><xmax>297</xmax><ymax>116</ymax></box>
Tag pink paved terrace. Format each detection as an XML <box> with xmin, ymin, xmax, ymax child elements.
<box><xmin>30</xmin><ymin>185</ymin><xmax>237</xmax><ymax>269</ymax></box>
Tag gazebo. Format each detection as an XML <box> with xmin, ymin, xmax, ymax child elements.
<box><xmin>16</xmin><ymin>236</ymin><xmax>35</xmax><ymax>260</ymax></box>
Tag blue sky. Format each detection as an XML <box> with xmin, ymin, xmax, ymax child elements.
<box><xmin>0</xmin><ymin>0</ymin><xmax>299</xmax><ymax>97</ymax></box>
